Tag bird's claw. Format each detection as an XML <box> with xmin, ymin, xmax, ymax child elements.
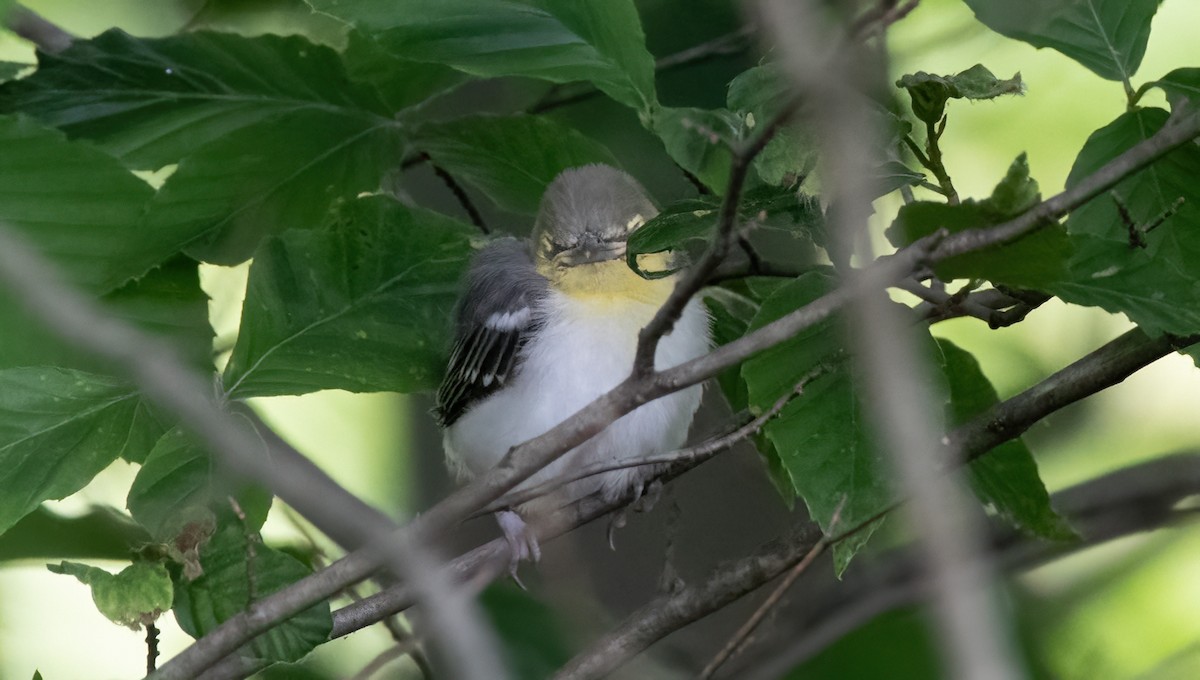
<box><xmin>497</xmin><ymin>509</ymin><xmax>540</xmax><ymax>587</ymax></box>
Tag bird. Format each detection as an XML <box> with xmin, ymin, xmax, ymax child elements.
<box><xmin>435</xmin><ymin>164</ymin><xmax>711</xmax><ymax>573</ymax></box>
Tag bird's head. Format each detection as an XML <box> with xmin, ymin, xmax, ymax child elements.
<box><xmin>532</xmin><ymin>165</ymin><xmax>673</xmax><ymax>304</ymax></box>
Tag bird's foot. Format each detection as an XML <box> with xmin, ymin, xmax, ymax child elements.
<box><xmin>606</xmin><ymin>478</ymin><xmax>665</xmax><ymax>551</ymax></box>
<box><xmin>496</xmin><ymin>509</ymin><xmax>540</xmax><ymax>588</ymax></box>
<box><xmin>633</xmin><ymin>478</ymin><xmax>663</xmax><ymax>514</ymax></box>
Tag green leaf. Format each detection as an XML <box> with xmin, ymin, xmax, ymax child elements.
<box><xmin>481</xmin><ymin>584</ymin><xmax>572</xmax><ymax>680</ymax></box>
<box><xmin>741</xmin><ymin>271</ymin><xmax>888</xmax><ymax>574</ymax></box>
<box><xmin>1151</xmin><ymin>68</ymin><xmax>1200</xmax><ymax>110</ymax></box>
<box><xmin>49</xmin><ymin>560</ymin><xmax>173</xmax><ymax>629</ymax></box>
<box><xmin>0</xmin><ymin>30</ymin><xmax>393</xmax><ymax>169</ymax></box>
<box><xmin>173</xmin><ymin>525</ymin><xmax>331</xmax><ymax>662</ymax></box>
<box><xmin>1050</xmin><ymin>237</ymin><xmax>1200</xmax><ymax>336</ymax></box>
<box><xmin>146</xmin><ymin>109</ymin><xmax>403</xmax><ymax>264</ymax></box>
<box><xmin>934</xmin><ymin>339</ymin><xmax>1075</xmax><ymax>540</ymax></box>
<box><xmin>343</xmin><ymin>30</ymin><xmax>467</xmax><ymax>113</ymax></box>
<box><xmin>0</xmin><ymin>368</ymin><xmax>168</xmax><ymax>535</ymax></box>
<box><xmin>0</xmin><ymin>61</ymin><xmax>28</xmax><ymax>81</ymax></box>
<box><xmin>0</xmin><ymin>114</ymin><xmax>161</xmax><ymax>293</ymax></box>
<box><xmin>962</xmin><ymin>0</ymin><xmax>1162</xmax><ymax>82</ymax></box>
<box><xmin>414</xmin><ymin>114</ymin><xmax>619</xmax><ymax>214</ymax></box>
<box><xmin>0</xmin><ymin>255</ymin><xmax>213</xmax><ymax>374</ymax></box>
<box><xmin>702</xmin><ymin>287</ymin><xmax>759</xmax><ymax>414</ymax></box>
<box><xmin>307</xmin><ymin>0</ymin><xmax>658</xmax><ymax>113</ymax></box>
<box><xmin>127</xmin><ymin>428</ymin><xmax>271</xmax><ymax>542</ymax></box>
<box><xmin>873</xmin><ymin>160</ymin><xmax>926</xmax><ymax>199</ymax></box>
<box><xmin>887</xmin><ymin>153</ymin><xmax>1069</xmax><ymax>288</ymax></box>
<box><xmin>727</xmin><ymin>64</ymin><xmax>817</xmax><ymax>186</ymax></box>
<box><xmin>896</xmin><ymin>64</ymin><xmax>1023</xmax><ymax>125</ymax></box>
<box><xmin>704</xmin><ymin>286</ymin><xmax>798</xmax><ymax>504</ymax></box>
<box><xmin>628</xmin><ymin>184</ymin><xmax>824</xmax><ymax>276</ymax></box>
<box><xmin>0</xmin><ymin>506</ymin><xmax>150</xmax><ymax>563</ymax></box>
<box><xmin>651</xmin><ymin>106</ymin><xmax>740</xmax><ymax>193</ymax></box>
<box><xmin>223</xmin><ymin>196</ymin><xmax>476</xmax><ymax>398</ymax></box>
<box><xmin>1048</xmin><ymin>108</ymin><xmax>1200</xmax><ymax>335</ymax></box>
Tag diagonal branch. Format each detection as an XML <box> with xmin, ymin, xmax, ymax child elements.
<box><xmin>632</xmin><ymin>96</ymin><xmax>800</xmax><ymax>377</ymax></box>
<box><xmin>732</xmin><ymin>452</ymin><xmax>1200</xmax><ymax>679</ymax></box>
<box><xmin>5</xmin><ymin>4</ymin><xmax>73</xmax><ymax>54</ymax></box>
<box><xmin>549</xmin><ymin>327</ymin><xmax>1200</xmax><ymax>679</ymax></box>
<box><xmin>0</xmin><ymin>224</ymin><xmax>508</xmax><ymax>680</ymax></box>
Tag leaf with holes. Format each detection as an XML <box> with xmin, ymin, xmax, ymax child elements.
<box><xmin>173</xmin><ymin>525</ymin><xmax>331</xmax><ymax>662</ymax></box>
<box><xmin>727</xmin><ymin>64</ymin><xmax>817</xmax><ymax>186</ymax></box>
<box><xmin>0</xmin><ymin>368</ymin><xmax>167</xmax><ymax>535</ymax></box>
<box><xmin>962</xmin><ymin>0</ymin><xmax>1162</xmax><ymax>82</ymax></box>
<box><xmin>414</xmin><ymin>115</ymin><xmax>619</xmax><ymax>214</ymax></box>
<box><xmin>49</xmin><ymin>561</ymin><xmax>173</xmax><ymax>630</ymax></box>
<box><xmin>896</xmin><ymin>64</ymin><xmax>1023</xmax><ymax>124</ymax></box>
<box><xmin>223</xmin><ymin>195</ymin><xmax>476</xmax><ymax>398</ymax></box>
<box><xmin>307</xmin><ymin>0</ymin><xmax>658</xmax><ymax>113</ymax></box>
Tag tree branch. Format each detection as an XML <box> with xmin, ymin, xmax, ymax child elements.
<box><xmin>5</xmin><ymin>5</ymin><xmax>73</xmax><ymax>54</ymax></box>
<box><xmin>732</xmin><ymin>453</ymin><xmax>1200</xmax><ymax>679</ymax></box>
<box><xmin>0</xmin><ymin>224</ymin><xmax>507</xmax><ymax>680</ymax></box>
<box><xmin>549</xmin><ymin>326</ymin><xmax>1200</xmax><ymax>679</ymax></box>
<box><xmin>632</xmin><ymin>95</ymin><xmax>800</xmax><ymax>377</ymax></box>
<box><xmin>764</xmin><ymin>2</ymin><xmax>1019</xmax><ymax>678</ymax></box>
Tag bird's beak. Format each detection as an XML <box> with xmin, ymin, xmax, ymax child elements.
<box><xmin>554</xmin><ymin>238</ymin><xmax>627</xmax><ymax>267</ymax></box>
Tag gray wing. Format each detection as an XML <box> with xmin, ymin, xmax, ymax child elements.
<box><xmin>436</xmin><ymin>239</ymin><xmax>549</xmax><ymax>427</ymax></box>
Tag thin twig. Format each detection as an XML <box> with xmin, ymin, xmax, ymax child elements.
<box><xmin>734</xmin><ymin>453</ymin><xmax>1200</xmax><ymax>679</ymax></box>
<box><xmin>146</xmin><ymin>623</ymin><xmax>160</xmax><ymax>675</ymax></box>
<box><xmin>487</xmin><ymin>357</ymin><xmax>843</xmax><ymax>512</ymax></box>
<box><xmin>699</xmin><ymin>537</ymin><xmax>828</xmax><ymax>678</ymax></box>
<box><xmin>425</xmin><ymin>153</ymin><xmax>489</xmax><ymax>234</ymax></box>
<box><xmin>632</xmin><ymin>95</ymin><xmax>801</xmax><ymax>376</ymax></box>
<box><xmin>348</xmin><ymin>640</ymin><xmax>420</xmax><ymax>680</ymax></box>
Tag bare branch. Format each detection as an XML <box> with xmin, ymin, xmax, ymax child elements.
<box><xmin>735</xmin><ymin>453</ymin><xmax>1200</xmax><ymax>679</ymax></box>
<box><xmin>632</xmin><ymin>95</ymin><xmax>800</xmax><ymax>377</ymax></box>
<box><xmin>699</xmin><ymin>539</ymin><xmax>828</xmax><ymax>678</ymax></box>
<box><xmin>550</xmin><ymin>326</ymin><xmax>1199</xmax><ymax>679</ymax></box>
<box><xmin>489</xmin><ymin>356</ymin><xmax>843</xmax><ymax>512</ymax></box>
<box><xmin>0</xmin><ymin>225</ymin><xmax>506</xmax><ymax>680</ymax></box>
<box><xmin>764</xmin><ymin>1</ymin><xmax>1020</xmax><ymax>677</ymax></box>
<box><xmin>5</xmin><ymin>5</ymin><xmax>73</xmax><ymax>54</ymax></box>
<box><xmin>552</xmin><ymin>522</ymin><xmax>826</xmax><ymax>680</ymax></box>
<box><xmin>950</xmin><ymin>328</ymin><xmax>1200</xmax><ymax>464</ymax></box>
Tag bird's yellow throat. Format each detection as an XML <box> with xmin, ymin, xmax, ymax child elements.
<box><xmin>543</xmin><ymin>254</ymin><xmax>676</xmax><ymax>309</ymax></box>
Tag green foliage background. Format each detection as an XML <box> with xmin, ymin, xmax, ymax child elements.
<box><xmin>0</xmin><ymin>0</ymin><xmax>1199</xmax><ymax>678</ymax></box>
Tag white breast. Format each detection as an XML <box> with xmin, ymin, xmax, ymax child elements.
<box><xmin>444</xmin><ymin>291</ymin><xmax>711</xmax><ymax>508</ymax></box>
